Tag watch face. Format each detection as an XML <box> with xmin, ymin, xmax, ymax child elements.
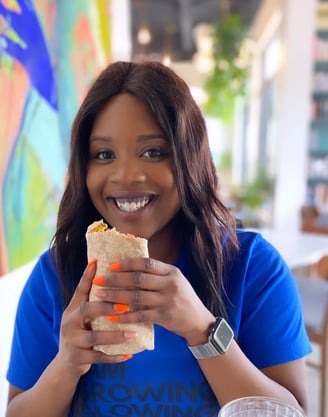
<box><xmin>212</xmin><ymin>319</ymin><xmax>234</xmax><ymax>353</ymax></box>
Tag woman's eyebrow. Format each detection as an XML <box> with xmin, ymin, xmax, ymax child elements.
<box><xmin>89</xmin><ymin>134</ymin><xmax>166</xmax><ymax>143</ymax></box>
<box><xmin>89</xmin><ymin>136</ymin><xmax>112</xmax><ymax>143</ymax></box>
<box><xmin>137</xmin><ymin>134</ymin><xmax>166</xmax><ymax>142</ymax></box>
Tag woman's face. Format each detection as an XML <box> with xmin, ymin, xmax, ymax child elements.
<box><xmin>87</xmin><ymin>93</ymin><xmax>181</xmax><ymax>242</ymax></box>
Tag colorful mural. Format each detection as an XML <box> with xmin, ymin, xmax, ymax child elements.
<box><xmin>0</xmin><ymin>0</ymin><xmax>111</xmax><ymax>274</ymax></box>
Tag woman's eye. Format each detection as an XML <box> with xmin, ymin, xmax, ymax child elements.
<box><xmin>142</xmin><ymin>148</ymin><xmax>165</xmax><ymax>158</ymax></box>
<box><xmin>96</xmin><ymin>150</ymin><xmax>113</xmax><ymax>160</ymax></box>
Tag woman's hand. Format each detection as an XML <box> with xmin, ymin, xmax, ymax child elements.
<box><xmin>56</xmin><ymin>260</ymin><xmax>137</xmax><ymax>379</ymax></box>
<box><xmin>93</xmin><ymin>257</ymin><xmax>216</xmax><ymax>346</ymax></box>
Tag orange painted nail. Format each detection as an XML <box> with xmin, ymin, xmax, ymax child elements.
<box><xmin>123</xmin><ymin>354</ymin><xmax>133</xmax><ymax>360</ymax></box>
<box><xmin>92</xmin><ymin>276</ymin><xmax>106</xmax><ymax>286</ymax></box>
<box><xmin>127</xmin><ymin>233</ymin><xmax>135</xmax><ymax>239</ymax></box>
<box><xmin>107</xmin><ymin>314</ymin><xmax>119</xmax><ymax>321</ymax></box>
<box><xmin>109</xmin><ymin>262</ymin><xmax>121</xmax><ymax>271</ymax></box>
<box><xmin>87</xmin><ymin>258</ymin><xmax>97</xmax><ymax>268</ymax></box>
<box><xmin>114</xmin><ymin>303</ymin><xmax>129</xmax><ymax>313</ymax></box>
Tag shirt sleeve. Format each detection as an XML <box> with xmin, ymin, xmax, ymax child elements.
<box><xmin>6</xmin><ymin>252</ymin><xmax>62</xmax><ymax>390</ymax></box>
<box><xmin>225</xmin><ymin>231</ymin><xmax>312</xmax><ymax>369</ymax></box>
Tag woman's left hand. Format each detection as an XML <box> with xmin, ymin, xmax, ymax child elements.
<box><xmin>93</xmin><ymin>257</ymin><xmax>215</xmax><ymax>345</ymax></box>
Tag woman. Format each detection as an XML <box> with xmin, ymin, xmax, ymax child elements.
<box><xmin>6</xmin><ymin>61</ymin><xmax>311</xmax><ymax>417</ymax></box>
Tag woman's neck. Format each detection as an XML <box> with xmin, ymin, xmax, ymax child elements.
<box><xmin>148</xmin><ymin>218</ymin><xmax>182</xmax><ymax>265</ymax></box>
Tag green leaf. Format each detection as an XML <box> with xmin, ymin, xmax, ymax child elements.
<box><xmin>202</xmin><ymin>14</ymin><xmax>250</xmax><ymax>124</ymax></box>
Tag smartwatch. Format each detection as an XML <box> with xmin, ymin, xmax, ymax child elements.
<box><xmin>188</xmin><ymin>317</ymin><xmax>234</xmax><ymax>359</ymax></box>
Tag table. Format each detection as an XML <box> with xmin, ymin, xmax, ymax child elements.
<box><xmin>255</xmin><ymin>228</ymin><xmax>328</xmax><ymax>269</ymax></box>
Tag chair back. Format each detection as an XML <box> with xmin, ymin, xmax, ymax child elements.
<box><xmin>317</xmin><ymin>255</ymin><xmax>328</xmax><ymax>280</ymax></box>
<box><xmin>294</xmin><ymin>254</ymin><xmax>328</xmax><ymax>417</ymax></box>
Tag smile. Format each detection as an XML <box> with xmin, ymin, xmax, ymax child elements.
<box><xmin>114</xmin><ymin>196</ymin><xmax>152</xmax><ymax>212</ymax></box>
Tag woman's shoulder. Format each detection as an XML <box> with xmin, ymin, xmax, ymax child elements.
<box><xmin>235</xmin><ymin>228</ymin><xmax>283</xmax><ymax>261</ymax></box>
<box><xmin>37</xmin><ymin>248</ymin><xmax>58</xmax><ymax>275</ymax></box>
<box><xmin>225</xmin><ymin>228</ymin><xmax>291</xmax><ymax>290</ymax></box>
<box><xmin>236</xmin><ymin>228</ymin><xmax>269</xmax><ymax>245</ymax></box>
<box><xmin>20</xmin><ymin>248</ymin><xmax>62</xmax><ymax>307</ymax></box>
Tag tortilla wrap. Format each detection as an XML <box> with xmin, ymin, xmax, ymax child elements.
<box><xmin>86</xmin><ymin>220</ymin><xmax>154</xmax><ymax>355</ymax></box>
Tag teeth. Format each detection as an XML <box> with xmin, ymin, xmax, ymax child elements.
<box><xmin>115</xmin><ymin>196</ymin><xmax>151</xmax><ymax>212</ymax></box>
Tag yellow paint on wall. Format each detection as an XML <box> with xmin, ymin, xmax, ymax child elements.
<box><xmin>2</xmin><ymin>0</ymin><xmax>22</xmax><ymax>14</ymax></box>
<box><xmin>95</xmin><ymin>0</ymin><xmax>111</xmax><ymax>61</ymax></box>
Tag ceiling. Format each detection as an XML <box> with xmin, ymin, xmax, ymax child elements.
<box><xmin>131</xmin><ymin>0</ymin><xmax>263</xmax><ymax>62</ymax></box>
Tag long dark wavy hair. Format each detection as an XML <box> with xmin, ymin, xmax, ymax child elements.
<box><xmin>51</xmin><ymin>60</ymin><xmax>239</xmax><ymax>316</ymax></box>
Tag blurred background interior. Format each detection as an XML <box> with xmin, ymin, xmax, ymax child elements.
<box><xmin>1</xmin><ymin>1</ymin><xmax>328</xmax><ymax>416</ymax></box>
<box><xmin>1</xmin><ymin>0</ymin><xmax>328</xmax><ymax>276</ymax></box>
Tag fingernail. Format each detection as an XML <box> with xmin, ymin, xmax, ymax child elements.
<box><xmin>92</xmin><ymin>276</ymin><xmax>106</xmax><ymax>286</ymax></box>
<box><xmin>107</xmin><ymin>314</ymin><xmax>119</xmax><ymax>321</ymax></box>
<box><xmin>123</xmin><ymin>354</ymin><xmax>133</xmax><ymax>360</ymax></box>
<box><xmin>95</xmin><ymin>289</ymin><xmax>107</xmax><ymax>298</ymax></box>
<box><xmin>127</xmin><ymin>233</ymin><xmax>135</xmax><ymax>239</ymax></box>
<box><xmin>124</xmin><ymin>331</ymin><xmax>137</xmax><ymax>339</ymax></box>
<box><xmin>109</xmin><ymin>262</ymin><xmax>121</xmax><ymax>271</ymax></box>
<box><xmin>114</xmin><ymin>303</ymin><xmax>129</xmax><ymax>313</ymax></box>
<box><xmin>87</xmin><ymin>258</ymin><xmax>97</xmax><ymax>269</ymax></box>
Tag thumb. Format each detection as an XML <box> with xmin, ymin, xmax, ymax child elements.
<box><xmin>67</xmin><ymin>259</ymin><xmax>97</xmax><ymax>312</ymax></box>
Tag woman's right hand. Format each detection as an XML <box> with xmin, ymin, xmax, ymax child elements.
<box><xmin>56</xmin><ymin>259</ymin><xmax>136</xmax><ymax>379</ymax></box>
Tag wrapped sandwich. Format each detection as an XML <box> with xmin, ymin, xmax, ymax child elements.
<box><xmin>86</xmin><ymin>220</ymin><xmax>154</xmax><ymax>355</ymax></box>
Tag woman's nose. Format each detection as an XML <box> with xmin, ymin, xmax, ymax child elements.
<box><xmin>108</xmin><ymin>160</ymin><xmax>146</xmax><ymax>184</ymax></box>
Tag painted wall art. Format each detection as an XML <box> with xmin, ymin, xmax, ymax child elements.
<box><xmin>0</xmin><ymin>0</ymin><xmax>111</xmax><ymax>274</ymax></box>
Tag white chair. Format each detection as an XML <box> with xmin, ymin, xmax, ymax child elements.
<box><xmin>0</xmin><ymin>259</ymin><xmax>36</xmax><ymax>417</ymax></box>
<box><xmin>294</xmin><ymin>256</ymin><xmax>328</xmax><ymax>417</ymax></box>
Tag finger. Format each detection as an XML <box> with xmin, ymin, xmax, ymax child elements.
<box><xmin>65</xmin><ymin>345</ymin><xmax>133</xmax><ymax>366</ymax></box>
<box><xmin>67</xmin><ymin>259</ymin><xmax>97</xmax><ymax>312</ymax></box>
<box><xmin>94</xmin><ymin>260</ymin><xmax>175</xmax><ymax>291</ymax></box>
<box><xmin>73</xmin><ymin>328</ymin><xmax>137</xmax><ymax>364</ymax></box>
<box><xmin>77</xmin><ymin>328</ymin><xmax>137</xmax><ymax>350</ymax></box>
<box><xmin>107</xmin><ymin>308</ymin><xmax>168</xmax><ymax>327</ymax></box>
<box><xmin>77</xmin><ymin>298</ymin><xmax>121</xmax><ymax>325</ymax></box>
<box><xmin>92</xmin><ymin>351</ymin><xmax>134</xmax><ymax>364</ymax></box>
<box><xmin>115</xmin><ymin>257</ymin><xmax>172</xmax><ymax>276</ymax></box>
<box><xmin>94</xmin><ymin>287</ymin><xmax>161</xmax><ymax>308</ymax></box>
<box><xmin>93</xmin><ymin>271</ymin><xmax>163</xmax><ymax>291</ymax></box>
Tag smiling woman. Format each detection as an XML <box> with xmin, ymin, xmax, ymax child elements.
<box><xmin>5</xmin><ymin>61</ymin><xmax>311</xmax><ymax>417</ymax></box>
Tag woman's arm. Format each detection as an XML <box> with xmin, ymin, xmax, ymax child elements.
<box><xmin>6</xmin><ymin>357</ymin><xmax>81</xmax><ymax>417</ymax></box>
<box><xmin>197</xmin><ymin>340</ymin><xmax>307</xmax><ymax>412</ymax></box>
<box><xmin>6</xmin><ymin>260</ymin><xmax>137</xmax><ymax>417</ymax></box>
<box><xmin>94</xmin><ymin>256</ymin><xmax>309</xmax><ymax>414</ymax></box>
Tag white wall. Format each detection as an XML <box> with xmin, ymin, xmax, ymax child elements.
<box><xmin>249</xmin><ymin>0</ymin><xmax>316</xmax><ymax>232</ymax></box>
<box><xmin>111</xmin><ymin>0</ymin><xmax>132</xmax><ymax>61</ymax></box>
<box><xmin>273</xmin><ymin>0</ymin><xmax>316</xmax><ymax>231</ymax></box>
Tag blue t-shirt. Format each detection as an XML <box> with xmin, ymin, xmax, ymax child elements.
<box><xmin>6</xmin><ymin>230</ymin><xmax>312</xmax><ymax>417</ymax></box>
